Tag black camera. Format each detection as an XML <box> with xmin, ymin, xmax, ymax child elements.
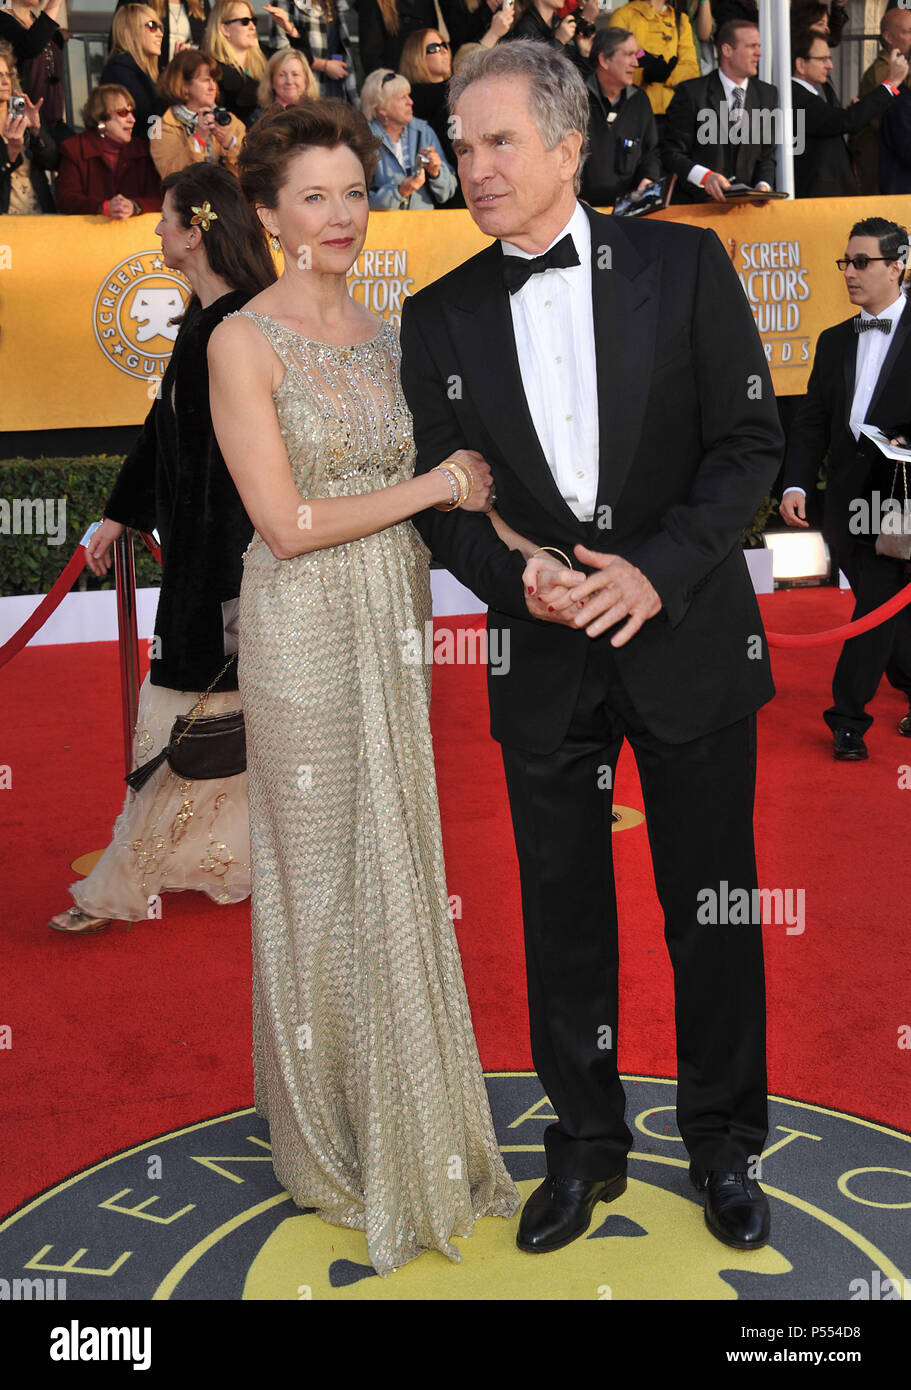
<box><xmin>212</xmin><ymin>106</ymin><xmax>232</xmax><ymax>126</ymax></box>
<box><xmin>555</xmin><ymin>9</ymin><xmax>595</xmax><ymax>39</ymax></box>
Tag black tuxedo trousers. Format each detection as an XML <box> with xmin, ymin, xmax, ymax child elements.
<box><xmin>824</xmin><ymin>545</ymin><xmax>911</xmax><ymax>734</ymax></box>
<box><xmin>501</xmin><ymin>635</ymin><xmax>768</xmax><ymax>1176</ymax></box>
<box><xmin>401</xmin><ymin>207</ymin><xmax>783</xmax><ymax>1176</ymax></box>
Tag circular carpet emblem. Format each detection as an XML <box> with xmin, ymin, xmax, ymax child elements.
<box><xmin>1</xmin><ymin>1075</ymin><xmax>908</xmax><ymax>1301</ymax></box>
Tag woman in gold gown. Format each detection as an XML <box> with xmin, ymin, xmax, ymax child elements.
<box><xmin>207</xmin><ymin>100</ymin><xmax>520</xmax><ymax>1276</ymax></box>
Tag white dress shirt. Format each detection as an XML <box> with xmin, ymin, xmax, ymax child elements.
<box><xmin>849</xmin><ymin>293</ymin><xmax>906</xmax><ymax>441</ymax></box>
<box><xmin>501</xmin><ymin>201</ymin><xmax>599</xmax><ymax>522</ymax></box>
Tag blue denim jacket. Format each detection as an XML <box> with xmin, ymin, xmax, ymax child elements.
<box><xmin>368</xmin><ymin>116</ymin><xmax>457</xmax><ymax>210</ymax></box>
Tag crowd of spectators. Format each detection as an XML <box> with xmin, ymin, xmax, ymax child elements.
<box><xmin>2</xmin><ymin>0</ymin><xmax>911</xmax><ymax>216</ymax></box>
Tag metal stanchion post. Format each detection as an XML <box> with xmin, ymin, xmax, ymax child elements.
<box><xmin>114</xmin><ymin>529</ymin><xmax>141</xmax><ymax>778</ymax></box>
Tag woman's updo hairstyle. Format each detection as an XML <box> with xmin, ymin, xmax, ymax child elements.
<box><xmin>239</xmin><ymin>99</ymin><xmax>382</xmax><ymax>212</ymax></box>
<box><xmin>159</xmin><ymin>163</ymin><xmax>276</xmax><ymax>321</ymax></box>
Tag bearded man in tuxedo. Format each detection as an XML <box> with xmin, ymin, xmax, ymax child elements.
<box><xmin>399</xmin><ymin>39</ymin><xmax>784</xmax><ymax>1255</ymax></box>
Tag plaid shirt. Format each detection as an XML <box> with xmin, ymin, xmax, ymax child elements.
<box><xmin>267</xmin><ymin>0</ymin><xmax>359</xmax><ymax>106</ymax></box>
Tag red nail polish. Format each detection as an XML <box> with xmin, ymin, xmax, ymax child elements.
<box><xmin>547</xmin><ymin>604</ymin><xmax>554</xmax><ymax>612</ymax></box>
<box><xmin>527</xmin><ymin>586</ymin><xmax>535</xmax><ymax>595</ymax></box>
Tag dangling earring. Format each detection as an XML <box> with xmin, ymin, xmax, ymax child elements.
<box><xmin>270</xmin><ymin>235</ymin><xmax>280</xmax><ymax>250</ymax></box>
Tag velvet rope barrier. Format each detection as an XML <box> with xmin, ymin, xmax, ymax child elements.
<box><xmin>0</xmin><ymin>543</ymin><xmax>88</xmax><ymax>672</ymax></box>
<box><xmin>765</xmin><ymin>579</ymin><xmax>911</xmax><ymax>647</ymax></box>
<box><xmin>0</xmin><ymin>528</ymin><xmax>161</xmax><ymax>673</ymax></box>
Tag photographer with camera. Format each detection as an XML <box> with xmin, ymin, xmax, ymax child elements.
<box><xmin>152</xmin><ymin>49</ymin><xmax>246</xmax><ymax>177</ymax></box>
<box><xmin>503</xmin><ymin>0</ymin><xmax>592</xmax><ymax>64</ymax></box>
<box><xmin>0</xmin><ymin>0</ymin><xmax>68</xmax><ymax>140</ymax></box>
<box><xmin>0</xmin><ymin>41</ymin><xmax>56</xmax><ymax>213</ymax></box>
<box><xmin>363</xmin><ymin>67</ymin><xmax>456</xmax><ymax>208</ymax></box>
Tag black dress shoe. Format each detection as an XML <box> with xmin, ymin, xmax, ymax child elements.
<box><xmin>690</xmin><ymin>1163</ymin><xmax>771</xmax><ymax>1250</ymax></box>
<box><xmin>516</xmin><ymin>1171</ymin><xmax>627</xmax><ymax>1254</ymax></box>
<box><xmin>899</xmin><ymin>710</ymin><xmax>911</xmax><ymax>737</ymax></box>
<box><xmin>832</xmin><ymin>728</ymin><xmax>868</xmax><ymax>760</ymax></box>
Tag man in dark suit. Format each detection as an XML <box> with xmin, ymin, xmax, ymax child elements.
<box><xmin>400</xmin><ymin>40</ymin><xmax>784</xmax><ymax>1256</ymax></box>
<box><xmin>780</xmin><ymin>217</ymin><xmax>911</xmax><ymax>759</ymax></box>
<box><xmin>661</xmin><ymin>19</ymin><xmax>778</xmax><ymax>202</ymax></box>
<box><xmin>790</xmin><ymin>30</ymin><xmax>906</xmax><ymax>197</ymax></box>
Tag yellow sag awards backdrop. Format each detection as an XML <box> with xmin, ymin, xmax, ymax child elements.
<box><xmin>2</xmin><ymin>196</ymin><xmax>911</xmax><ymax>431</ymax></box>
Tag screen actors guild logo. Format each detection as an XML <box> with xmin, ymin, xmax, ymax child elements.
<box><xmin>92</xmin><ymin>253</ymin><xmax>190</xmax><ymax>381</ymax></box>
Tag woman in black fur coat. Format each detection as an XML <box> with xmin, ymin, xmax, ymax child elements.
<box><xmin>49</xmin><ymin>163</ymin><xmax>276</xmax><ymax>934</ymax></box>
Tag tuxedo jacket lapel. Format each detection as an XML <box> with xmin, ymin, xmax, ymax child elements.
<box><xmin>586</xmin><ymin>206</ymin><xmax>659</xmax><ymax>520</ymax></box>
<box><xmin>842</xmin><ymin>320</ymin><xmax>858</xmax><ymax>430</ymax></box>
<box><xmin>443</xmin><ymin>206</ymin><xmax>658</xmax><ymax>534</ymax></box>
<box><xmin>706</xmin><ymin>69</ymin><xmax>724</xmax><ymax>119</ymax></box>
<box><xmin>868</xmin><ymin>298</ymin><xmax>911</xmax><ymax>419</ymax></box>
<box><xmin>444</xmin><ymin>241</ymin><xmax>587</xmax><ymax>534</ymax></box>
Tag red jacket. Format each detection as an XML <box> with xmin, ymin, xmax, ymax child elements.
<box><xmin>56</xmin><ymin>129</ymin><xmax>162</xmax><ymax>215</ymax></box>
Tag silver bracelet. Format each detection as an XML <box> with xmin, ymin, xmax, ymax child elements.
<box><xmin>437</xmin><ymin>466</ymin><xmax>461</xmax><ymax>507</ymax></box>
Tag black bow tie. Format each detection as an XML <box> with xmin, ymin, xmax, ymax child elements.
<box><xmin>502</xmin><ymin>234</ymin><xmax>581</xmax><ymax>294</ymax></box>
<box><xmin>855</xmin><ymin>316</ymin><xmax>892</xmax><ymax>333</ymax></box>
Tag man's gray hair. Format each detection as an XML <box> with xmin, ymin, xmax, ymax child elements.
<box><xmin>591</xmin><ymin>25</ymin><xmax>634</xmax><ymax>64</ymax></box>
<box><xmin>447</xmin><ymin>40</ymin><xmax>590</xmax><ymax>194</ymax></box>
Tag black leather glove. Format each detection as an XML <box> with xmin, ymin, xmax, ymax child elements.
<box><xmin>666</xmin><ymin>54</ymin><xmax>678</xmax><ymax>75</ymax></box>
<box><xmin>638</xmin><ymin>50</ymin><xmax>670</xmax><ymax>84</ymax></box>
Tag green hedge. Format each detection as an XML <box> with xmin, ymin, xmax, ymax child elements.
<box><xmin>0</xmin><ymin>453</ymin><xmax>785</xmax><ymax>597</ymax></box>
<box><xmin>0</xmin><ymin>456</ymin><xmax>161</xmax><ymax>598</ymax></box>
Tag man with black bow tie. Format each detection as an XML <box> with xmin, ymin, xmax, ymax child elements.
<box><xmin>399</xmin><ymin>39</ymin><xmax>784</xmax><ymax>1256</ymax></box>
<box><xmin>780</xmin><ymin>218</ymin><xmax>911</xmax><ymax>759</ymax></box>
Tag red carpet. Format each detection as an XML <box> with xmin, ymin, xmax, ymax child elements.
<box><xmin>1</xmin><ymin>587</ymin><xmax>909</xmax><ymax>1219</ymax></box>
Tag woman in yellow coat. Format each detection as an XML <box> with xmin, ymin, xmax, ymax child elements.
<box><xmin>609</xmin><ymin>0</ymin><xmax>700</xmax><ymax>119</ymax></box>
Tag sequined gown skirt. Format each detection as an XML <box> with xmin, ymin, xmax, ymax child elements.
<box><xmin>71</xmin><ymin>674</ymin><xmax>250</xmax><ymax>921</ymax></box>
<box><xmin>233</xmin><ymin>313</ymin><xmax>518</xmax><ymax>1277</ymax></box>
<box><xmin>239</xmin><ymin>521</ymin><xmax>519</xmax><ymax>1274</ymax></box>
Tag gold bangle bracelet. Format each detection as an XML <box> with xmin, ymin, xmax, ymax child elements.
<box><xmin>446</xmin><ymin>464</ymin><xmax>472</xmax><ymax>507</ymax></box>
<box><xmin>440</xmin><ymin>457</ymin><xmax>473</xmax><ymax>504</ymax></box>
<box><xmin>531</xmin><ymin>545</ymin><xmax>574</xmax><ymax>568</ymax></box>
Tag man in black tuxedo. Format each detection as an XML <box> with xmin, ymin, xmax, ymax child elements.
<box><xmin>780</xmin><ymin>217</ymin><xmax>911</xmax><ymax>759</ymax></box>
<box><xmin>661</xmin><ymin>19</ymin><xmax>778</xmax><ymax>202</ymax></box>
<box><xmin>399</xmin><ymin>40</ymin><xmax>784</xmax><ymax>1256</ymax></box>
<box><xmin>790</xmin><ymin>31</ymin><xmax>907</xmax><ymax>197</ymax></box>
